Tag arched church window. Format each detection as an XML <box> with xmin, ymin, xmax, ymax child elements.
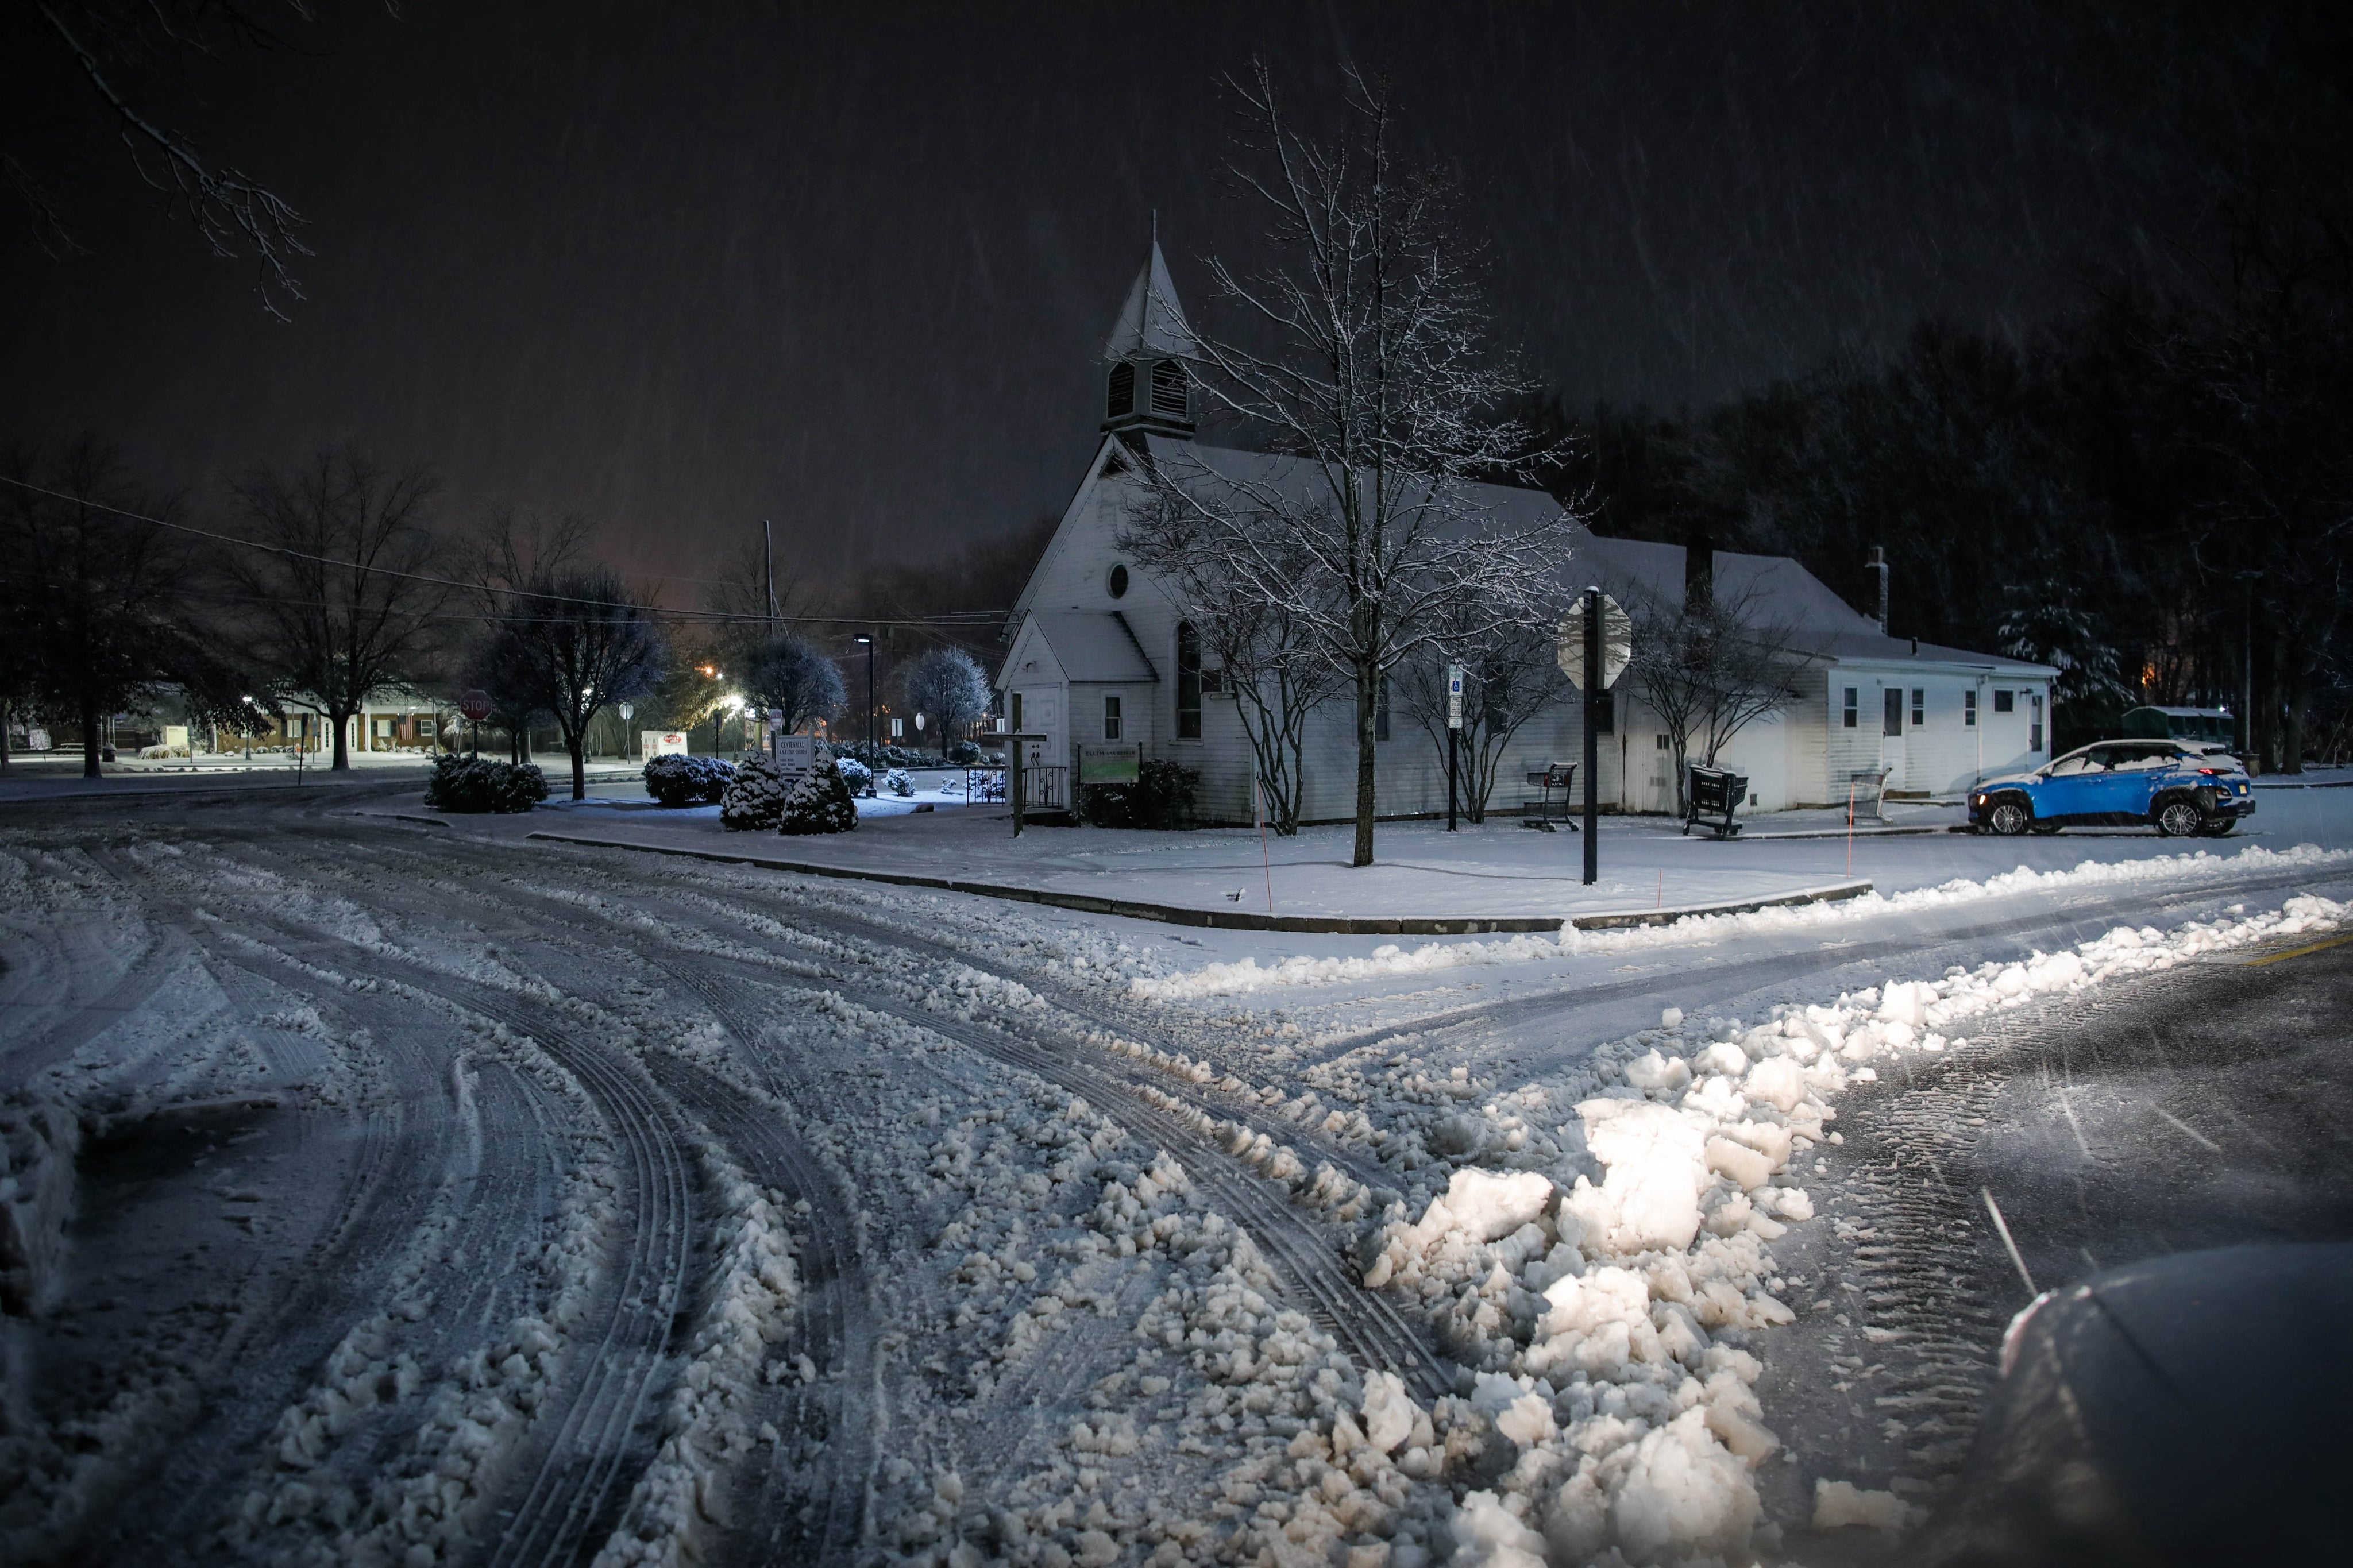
<box><xmin>1176</xmin><ymin>621</ymin><xmax>1202</xmax><ymax>739</ymax></box>
<box><xmin>1150</xmin><ymin>359</ymin><xmax>1188</xmax><ymax>418</ymax></box>
<box><xmin>1108</xmin><ymin>361</ymin><xmax>1135</xmax><ymax>419</ymax></box>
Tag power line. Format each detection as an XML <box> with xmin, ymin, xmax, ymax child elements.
<box><xmin>0</xmin><ymin>474</ymin><xmax>1012</xmax><ymax>629</ymax></box>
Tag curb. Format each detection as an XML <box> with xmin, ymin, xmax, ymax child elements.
<box><xmin>1735</xmin><ymin>825</ymin><xmax>1946</xmax><ymax>841</ymax></box>
<box><xmin>523</xmin><ymin>829</ymin><xmax>1873</xmax><ymax>935</ymax></box>
<box><xmin>0</xmin><ymin>781</ymin><xmax>391</xmax><ymax>810</ymax></box>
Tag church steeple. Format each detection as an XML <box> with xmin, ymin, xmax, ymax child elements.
<box><xmin>1100</xmin><ymin>224</ymin><xmax>1198</xmax><ymax>439</ymax></box>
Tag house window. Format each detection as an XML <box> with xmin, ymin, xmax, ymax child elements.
<box><xmin>1176</xmin><ymin>622</ymin><xmax>1202</xmax><ymax>739</ymax></box>
<box><xmin>1150</xmin><ymin>359</ymin><xmax>1188</xmax><ymax>418</ymax></box>
<box><xmin>1656</xmin><ymin>733</ymin><xmax>1670</xmax><ymax>750</ymax></box>
<box><xmin>1842</xmin><ymin>688</ymin><xmax>1858</xmax><ymax>728</ymax></box>
<box><xmin>1108</xmin><ymin>563</ymin><xmax>1128</xmax><ymax>599</ymax></box>
<box><xmin>1107</xmin><ymin>361</ymin><xmax>1135</xmax><ymax>418</ymax></box>
<box><xmin>1964</xmin><ymin>690</ymin><xmax>1978</xmax><ymax>727</ymax></box>
<box><xmin>1375</xmin><ymin>677</ymin><xmax>1391</xmax><ymax>743</ymax></box>
<box><xmin>1993</xmin><ymin>689</ymin><xmax>2015</xmax><ymax>713</ymax></box>
<box><xmin>1910</xmin><ymin>689</ymin><xmax>1925</xmax><ymax>727</ymax></box>
<box><xmin>1010</xmin><ymin>692</ymin><xmax>1024</xmax><ymax>732</ymax></box>
<box><xmin>2030</xmin><ymin>694</ymin><xmax>2044</xmax><ymax>752</ymax></box>
<box><xmin>1104</xmin><ymin>695</ymin><xmax>1122</xmax><ymax>740</ymax></box>
<box><xmin>1593</xmin><ymin>689</ymin><xmax>1615</xmax><ymax>734</ymax></box>
<box><xmin>1883</xmin><ymin>688</ymin><xmax>1904</xmax><ymax>737</ymax></box>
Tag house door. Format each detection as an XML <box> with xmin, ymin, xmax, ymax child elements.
<box><xmin>1880</xmin><ymin>687</ymin><xmax>1907</xmax><ymax>790</ymax></box>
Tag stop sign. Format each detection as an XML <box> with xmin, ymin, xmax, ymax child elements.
<box><xmin>459</xmin><ymin>689</ymin><xmax>492</xmax><ymax>723</ymax></box>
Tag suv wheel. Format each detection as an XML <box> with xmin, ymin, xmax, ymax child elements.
<box><xmin>2155</xmin><ymin>799</ymin><xmax>2205</xmax><ymax>837</ymax></box>
<box><xmin>1988</xmin><ymin>799</ymin><xmax>2032</xmax><ymax>836</ymax></box>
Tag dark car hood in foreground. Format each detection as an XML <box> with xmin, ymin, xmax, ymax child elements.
<box><xmin>1928</xmin><ymin>1242</ymin><xmax>2353</xmax><ymax>1565</ymax></box>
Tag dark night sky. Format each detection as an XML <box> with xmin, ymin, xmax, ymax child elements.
<box><xmin>1</xmin><ymin>2</ymin><xmax>2243</xmax><ymax>601</ymax></box>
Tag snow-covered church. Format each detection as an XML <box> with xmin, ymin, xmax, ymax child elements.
<box><xmin>997</xmin><ymin>241</ymin><xmax>2056</xmax><ymax>825</ymax></box>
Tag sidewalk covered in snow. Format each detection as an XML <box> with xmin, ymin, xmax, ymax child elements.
<box><xmin>491</xmin><ymin>783</ymin><xmax>2353</xmax><ymax>928</ymax></box>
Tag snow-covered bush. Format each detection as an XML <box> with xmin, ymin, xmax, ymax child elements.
<box><xmin>718</xmin><ymin>752</ymin><xmax>788</xmax><ymax>830</ymax></box>
<box><xmin>136</xmin><ymin>743</ymin><xmax>190</xmax><ymax>759</ymax></box>
<box><xmin>643</xmin><ymin>753</ymin><xmax>733</xmax><ymax>806</ymax></box>
<box><xmin>837</xmin><ymin>741</ymin><xmax>937</xmax><ymax>770</ymax></box>
<box><xmin>884</xmin><ymin>767</ymin><xmax>913</xmax><ymax>797</ymax></box>
<box><xmin>948</xmin><ymin>739</ymin><xmax>985</xmax><ymax>765</ymax></box>
<box><xmin>424</xmin><ymin>755</ymin><xmax>548</xmax><ymax>813</ymax></box>
<box><xmin>1079</xmin><ymin>758</ymin><xmax>1198</xmax><ymax>829</ymax></box>
<box><xmin>778</xmin><ymin>758</ymin><xmax>859</xmax><ymax>835</ymax></box>
<box><xmin>834</xmin><ymin>755</ymin><xmax>874</xmax><ymax>795</ymax></box>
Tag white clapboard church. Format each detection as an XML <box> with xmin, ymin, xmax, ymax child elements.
<box><xmin>998</xmin><ymin>240</ymin><xmax>2057</xmax><ymax>824</ymax></box>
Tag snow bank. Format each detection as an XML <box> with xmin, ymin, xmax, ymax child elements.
<box><xmin>1131</xmin><ymin>841</ymin><xmax>2353</xmax><ymax>999</ymax></box>
<box><xmin>1337</xmin><ymin>889</ymin><xmax>2347</xmax><ymax>1561</ymax></box>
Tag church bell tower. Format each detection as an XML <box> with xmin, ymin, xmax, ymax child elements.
<box><xmin>1100</xmin><ymin>227</ymin><xmax>1198</xmax><ymax>441</ymax></box>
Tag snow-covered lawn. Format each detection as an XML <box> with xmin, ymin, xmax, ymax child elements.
<box><xmin>512</xmin><ymin>779</ymin><xmax>2353</xmax><ymax>933</ymax></box>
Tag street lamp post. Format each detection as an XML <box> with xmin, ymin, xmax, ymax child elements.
<box><xmin>2235</xmin><ymin>570</ymin><xmax>2261</xmax><ymax>766</ymax></box>
<box><xmin>854</xmin><ymin>634</ymin><xmax>875</xmax><ymax>758</ymax></box>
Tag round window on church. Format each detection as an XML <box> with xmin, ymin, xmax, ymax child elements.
<box><xmin>1108</xmin><ymin>564</ymin><xmax>1129</xmax><ymax>598</ymax></box>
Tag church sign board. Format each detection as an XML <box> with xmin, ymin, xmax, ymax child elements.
<box><xmin>1079</xmin><ymin>743</ymin><xmax>1141</xmax><ymax>785</ymax></box>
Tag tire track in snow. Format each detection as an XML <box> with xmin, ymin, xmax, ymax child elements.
<box><xmin>689</xmin><ymin>946</ymin><xmax>1453</xmax><ymax>1400</ymax></box>
<box><xmin>44</xmin><ymin>861</ymin><xmax>469</xmax><ymax>1562</ymax></box>
<box><xmin>627</xmin><ymin>875</ymin><xmax>1397</xmax><ymax>1190</ymax></box>
<box><xmin>128</xmin><ymin>847</ymin><xmax>703</xmax><ymax>1568</ymax></box>
<box><xmin>357</xmin><ymin>968</ymin><xmax>701</xmax><ymax>1568</ymax></box>
<box><xmin>634</xmin><ymin>970</ymin><xmax>882</xmax><ymax>1565</ymax></box>
<box><xmin>230</xmin><ymin>828</ymin><xmax>1451</xmax><ymax>1396</ymax></box>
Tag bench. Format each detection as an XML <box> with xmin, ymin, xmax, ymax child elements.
<box><xmin>1684</xmin><ymin>765</ymin><xmax>1749</xmax><ymax>839</ymax></box>
<box><xmin>1523</xmin><ymin>763</ymin><xmax>1579</xmax><ymax>831</ymax></box>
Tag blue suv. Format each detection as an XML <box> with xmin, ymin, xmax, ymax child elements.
<box><xmin>1968</xmin><ymin>740</ymin><xmax>2255</xmax><ymax>837</ymax></box>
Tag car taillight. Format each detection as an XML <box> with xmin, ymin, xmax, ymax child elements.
<box><xmin>2200</xmin><ymin>768</ymin><xmax>2220</xmax><ymax>775</ymax></box>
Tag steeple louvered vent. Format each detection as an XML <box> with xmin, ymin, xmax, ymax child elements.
<box><xmin>1150</xmin><ymin>360</ymin><xmax>1187</xmax><ymax>418</ymax></box>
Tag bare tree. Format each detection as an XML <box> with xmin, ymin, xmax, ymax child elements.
<box><xmin>1397</xmin><ymin>609</ymin><xmax>1566</xmax><ymax>822</ymax></box>
<box><xmin>1151</xmin><ymin>61</ymin><xmax>1573</xmax><ymax>865</ymax></box>
<box><xmin>2</xmin><ymin>438</ymin><xmax>257</xmax><ymax>777</ymax></box>
<box><xmin>229</xmin><ymin>447</ymin><xmax>449</xmax><ymax>770</ymax></box>
<box><xmin>13</xmin><ymin>3</ymin><xmax>400</xmax><ymax>315</ymax></box>
<box><xmin>1120</xmin><ymin>486</ymin><xmax>1336</xmax><ymax>832</ymax></box>
<box><xmin>898</xmin><ymin>646</ymin><xmax>990</xmax><ymax>760</ymax></box>
<box><xmin>741</xmin><ymin>631</ymin><xmax>845</xmax><ymax>735</ymax></box>
<box><xmin>1620</xmin><ymin>580</ymin><xmax>1810</xmax><ymax>815</ymax></box>
<box><xmin>492</xmin><ymin>562</ymin><xmax>666</xmax><ymax>800</ymax></box>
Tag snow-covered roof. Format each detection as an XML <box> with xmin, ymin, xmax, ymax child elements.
<box><xmin>1569</xmin><ymin>535</ymin><xmax>2058</xmax><ymax>677</ymax></box>
<box><xmin>1101</xmin><ymin>239</ymin><xmax>1199</xmax><ymax>362</ymax></box>
<box><xmin>1143</xmin><ymin>437</ymin><xmax>1569</xmax><ymax>534</ymax></box>
<box><xmin>1007</xmin><ymin>432</ymin><xmax>2050</xmax><ymax>678</ymax></box>
<box><xmin>1016</xmin><ymin>611</ymin><xmax>1159</xmax><ymax>685</ymax></box>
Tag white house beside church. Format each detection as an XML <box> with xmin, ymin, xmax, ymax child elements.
<box><xmin>998</xmin><ymin>240</ymin><xmax>2056</xmax><ymax>824</ymax></box>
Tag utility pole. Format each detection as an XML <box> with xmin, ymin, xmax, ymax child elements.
<box><xmin>762</xmin><ymin>520</ymin><xmax>777</xmax><ymax>626</ymax></box>
<box><xmin>854</xmin><ymin>634</ymin><xmax>876</xmax><ymax>755</ymax></box>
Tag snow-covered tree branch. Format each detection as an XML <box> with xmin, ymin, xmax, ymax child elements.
<box><xmin>1153</xmin><ymin>59</ymin><xmax>1576</xmax><ymax>864</ymax></box>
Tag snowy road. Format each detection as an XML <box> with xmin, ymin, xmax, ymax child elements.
<box><xmin>5</xmin><ymin>791</ymin><xmax>2351</xmax><ymax>1566</ymax></box>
